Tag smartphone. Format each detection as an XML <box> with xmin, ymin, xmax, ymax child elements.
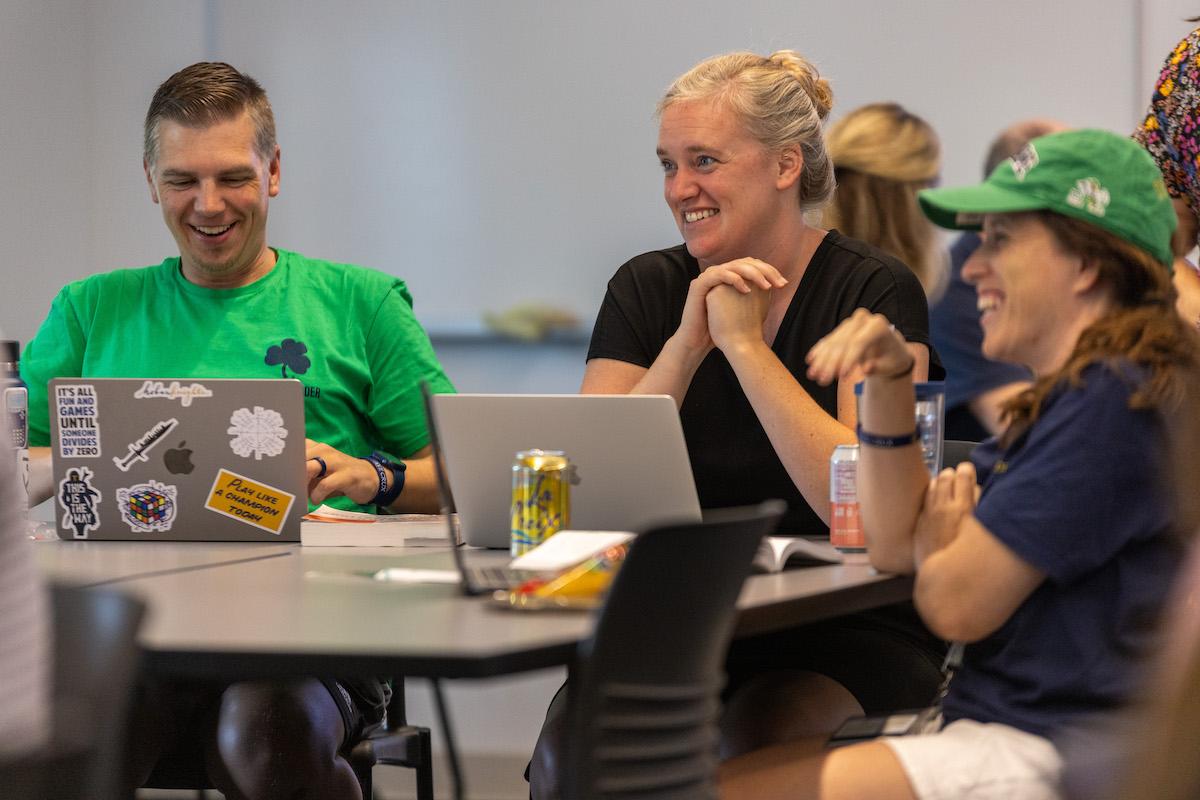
<box><xmin>825</xmin><ymin>708</ymin><xmax>936</xmax><ymax>748</ymax></box>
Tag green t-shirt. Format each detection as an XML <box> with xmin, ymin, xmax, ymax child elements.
<box><xmin>22</xmin><ymin>249</ymin><xmax>455</xmax><ymax>512</ymax></box>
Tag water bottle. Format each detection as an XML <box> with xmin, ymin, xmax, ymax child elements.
<box><xmin>2</xmin><ymin>340</ymin><xmax>30</xmax><ymax>501</ymax></box>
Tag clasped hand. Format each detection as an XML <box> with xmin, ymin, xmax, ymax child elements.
<box><xmin>678</xmin><ymin>258</ymin><xmax>787</xmax><ymax>353</ymax></box>
<box><xmin>804</xmin><ymin>308</ymin><xmax>912</xmax><ymax>386</ymax></box>
<box><xmin>913</xmin><ymin>461</ymin><xmax>979</xmax><ymax>566</ymax></box>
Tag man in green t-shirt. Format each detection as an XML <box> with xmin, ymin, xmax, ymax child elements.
<box><xmin>22</xmin><ymin>62</ymin><xmax>454</xmax><ymax>799</ymax></box>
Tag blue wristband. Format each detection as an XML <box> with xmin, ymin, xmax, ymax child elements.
<box><xmin>856</xmin><ymin>425</ymin><xmax>919</xmax><ymax>448</ymax></box>
<box><xmin>363</xmin><ymin>452</ymin><xmax>406</xmax><ymax>507</ymax></box>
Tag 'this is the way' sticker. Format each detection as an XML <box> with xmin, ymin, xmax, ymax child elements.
<box><xmin>204</xmin><ymin>468</ymin><xmax>295</xmax><ymax>535</ymax></box>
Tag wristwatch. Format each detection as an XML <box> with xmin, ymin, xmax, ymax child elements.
<box><xmin>363</xmin><ymin>451</ymin><xmax>406</xmax><ymax>507</ymax></box>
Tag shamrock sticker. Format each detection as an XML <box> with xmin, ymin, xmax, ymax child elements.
<box><xmin>265</xmin><ymin>338</ymin><xmax>311</xmax><ymax>378</ymax></box>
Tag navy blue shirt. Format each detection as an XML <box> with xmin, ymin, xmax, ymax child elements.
<box><xmin>942</xmin><ymin>363</ymin><xmax>1181</xmax><ymax>739</ymax></box>
<box><xmin>930</xmin><ymin>233</ymin><xmax>1032</xmax><ymax>438</ymax></box>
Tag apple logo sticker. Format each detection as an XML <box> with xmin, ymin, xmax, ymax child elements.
<box><xmin>164</xmin><ymin>441</ymin><xmax>195</xmax><ymax>475</ymax></box>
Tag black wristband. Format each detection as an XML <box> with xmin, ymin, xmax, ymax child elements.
<box><xmin>856</xmin><ymin>425</ymin><xmax>920</xmax><ymax>448</ymax></box>
<box><xmin>363</xmin><ymin>452</ymin><xmax>406</xmax><ymax>507</ymax></box>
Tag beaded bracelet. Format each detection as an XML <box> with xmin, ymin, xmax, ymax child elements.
<box><xmin>856</xmin><ymin>424</ymin><xmax>919</xmax><ymax>448</ymax></box>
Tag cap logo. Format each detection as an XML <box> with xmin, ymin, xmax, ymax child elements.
<box><xmin>1010</xmin><ymin>144</ymin><xmax>1039</xmax><ymax>181</ymax></box>
<box><xmin>1066</xmin><ymin>177</ymin><xmax>1111</xmax><ymax>217</ymax></box>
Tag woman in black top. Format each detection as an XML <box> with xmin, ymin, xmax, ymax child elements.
<box><xmin>525</xmin><ymin>50</ymin><xmax>945</xmax><ymax>798</ymax></box>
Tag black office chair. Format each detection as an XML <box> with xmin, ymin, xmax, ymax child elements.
<box><xmin>4</xmin><ymin>583</ymin><xmax>147</xmax><ymax>800</ymax></box>
<box><xmin>559</xmin><ymin>500</ymin><xmax>785</xmax><ymax>800</ymax></box>
<box><xmin>144</xmin><ymin>677</ymin><xmax>434</xmax><ymax>800</ymax></box>
<box><xmin>349</xmin><ymin>685</ymin><xmax>434</xmax><ymax>800</ymax></box>
<box><xmin>942</xmin><ymin>439</ymin><xmax>978</xmax><ymax>469</ymax></box>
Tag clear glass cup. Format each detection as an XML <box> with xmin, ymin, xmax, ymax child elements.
<box><xmin>913</xmin><ymin>382</ymin><xmax>945</xmax><ymax>475</ymax></box>
<box><xmin>854</xmin><ymin>380</ymin><xmax>946</xmax><ymax>475</ymax></box>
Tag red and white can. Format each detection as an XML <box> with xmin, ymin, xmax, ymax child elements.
<box><xmin>830</xmin><ymin>444</ymin><xmax>864</xmax><ymax>552</ymax></box>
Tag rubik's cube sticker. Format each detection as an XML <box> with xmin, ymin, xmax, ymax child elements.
<box><xmin>116</xmin><ymin>480</ymin><xmax>178</xmax><ymax>533</ymax></box>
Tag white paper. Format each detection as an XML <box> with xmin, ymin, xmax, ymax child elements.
<box><xmin>509</xmin><ymin>530</ymin><xmax>635</xmax><ymax>572</ymax></box>
<box><xmin>304</xmin><ymin>567</ymin><xmax>461</xmax><ymax>584</ymax></box>
<box><xmin>371</xmin><ymin>568</ymin><xmax>461</xmax><ymax>584</ymax></box>
<box><xmin>300</xmin><ymin>512</ymin><xmax>453</xmax><ymax>547</ymax></box>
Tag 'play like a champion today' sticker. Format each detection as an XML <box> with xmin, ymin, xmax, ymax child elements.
<box><xmin>204</xmin><ymin>468</ymin><xmax>295</xmax><ymax>534</ymax></box>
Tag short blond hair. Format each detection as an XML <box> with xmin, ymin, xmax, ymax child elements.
<box><xmin>823</xmin><ymin>103</ymin><xmax>944</xmax><ymax>296</ymax></box>
<box><xmin>144</xmin><ymin>62</ymin><xmax>275</xmax><ymax>170</ymax></box>
<box><xmin>658</xmin><ymin>50</ymin><xmax>835</xmax><ymax>210</ymax></box>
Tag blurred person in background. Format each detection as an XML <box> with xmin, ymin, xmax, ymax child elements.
<box><xmin>823</xmin><ymin>102</ymin><xmax>946</xmax><ymax>299</ymax></box>
<box><xmin>1135</xmin><ymin>23</ymin><xmax>1200</xmax><ymax>329</ymax></box>
<box><xmin>930</xmin><ymin>119</ymin><xmax>1065</xmax><ymax>440</ymax></box>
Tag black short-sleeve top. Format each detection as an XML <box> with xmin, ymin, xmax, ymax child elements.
<box><xmin>587</xmin><ymin>231</ymin><xmax>942</xmax><ymax>533</ymax></box>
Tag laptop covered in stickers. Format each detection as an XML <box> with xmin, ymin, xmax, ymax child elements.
<box><xmin>48</xmin><ymin>377</ymin><xmax>305</xmax><ymax>542</ymax></box>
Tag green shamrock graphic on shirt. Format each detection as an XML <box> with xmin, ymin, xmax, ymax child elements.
<box><xmin>265</xmin><ymin>338</ymin><xmax>311</xmax><ymax>378</ymax></box>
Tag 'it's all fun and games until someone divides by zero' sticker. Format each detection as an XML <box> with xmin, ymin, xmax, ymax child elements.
<box><xmin>204</xmin><ymin>468</ymin><xmax>295</xmax><ymax>535</ymax></box>
<box><xmin>55</xmin><ymin>384</ymin><xmax>101</xmax><ymax>458</ymax></box>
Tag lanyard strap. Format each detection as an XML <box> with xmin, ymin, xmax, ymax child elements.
<box><xmin>930</xmin><ymin>641</ymin><xmax>964</xmax><ymax>707</ymax></box>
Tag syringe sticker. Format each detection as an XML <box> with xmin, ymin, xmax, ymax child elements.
<box><xmin>112</xmin><ymin>418</ymin><xmax>178</xmax><ymax>472</ymax></box>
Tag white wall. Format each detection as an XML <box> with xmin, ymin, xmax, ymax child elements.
<box><xmin>7</xmin><ymin>0</ymin><xmax>1200</xmax><ymax>351</ymax></box>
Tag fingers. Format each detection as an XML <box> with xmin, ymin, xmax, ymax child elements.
<box><xmin>954</xmin><ymin>461</ymin><xmax>977</xmax><ymax>509</ymax></box>
<box><xmin>696</xmin><ymin>258</ymin><xmax>789</xmax><ymax>294</ymax></box>
<box><xmin>306</xmin><ymin>455</ymin><xmax>327</xmax><ymax>481</ymax></box>
<box><xmin>805</xmin><ymin>309</ymin><xmax>904</xmax><ymax>385</ymax></box>
<box><xmin>303</xmin><ymin>440</ymin><xmax>374</xmax><ymax>505</ymax></box>
<box><xmin>926</xmin><ymin>462</ymin><xmax>977</xmax><ymax>510</ymax></box>
<box><xmin>309</xmin><ymin>467</ymin><xmax>360</xmax><ymax>505</ymax></box>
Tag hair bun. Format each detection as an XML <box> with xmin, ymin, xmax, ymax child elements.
<box><xmin>769</xmin><ymin>49</ymin><xmax>834</xmax><ymax>119</ymax></box>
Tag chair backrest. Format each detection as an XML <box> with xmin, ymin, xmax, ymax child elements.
<box><xmin>560</xmin><ymin>501</ymin><xmax>784</xmax><ymax>800</ymax></box>
<box><xmin>942</xmin><ymin>439</ymin><xmax>978</xmax><ymax>469</ymax></box>
<box><xmin>45</xmin><ymin>583</ymin><xmax>145</xmax><ymax>800</ymax></box>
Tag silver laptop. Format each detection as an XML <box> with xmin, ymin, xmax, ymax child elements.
<box><xmin>49</xmin><ymin>378</ymin><xmax>306</xmax><ymax>542</ymax></box>
<box><xmin>430</xmin><ymin>393</ymin><xmax>702</xmax><ymax>549</ymax></box>
<box><xmin>420</xmin><ymin>382</ymin><xmax>538</xmax><ymax>594</ymax></box>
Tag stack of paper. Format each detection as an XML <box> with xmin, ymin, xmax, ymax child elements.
<box><xmin>300</xmin><ymin>504</ymin><xmax>454</xmax><ymax>547</ymax></box>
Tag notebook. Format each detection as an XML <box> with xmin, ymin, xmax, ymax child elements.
<box><xmin>49</xmin><ymin>378</ymin><xmax>306</xmax><ymax>542</ymax></box>
<box><xmin>429</xmin><ymin>393</ymin><xmax>702</xmax><ymax>550</ymax></box>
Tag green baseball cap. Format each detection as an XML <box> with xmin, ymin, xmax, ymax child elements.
<box><xmin>919</xmin><ymin>129</ymin><xmax>1176</xmax><ymax>267</ymax></box>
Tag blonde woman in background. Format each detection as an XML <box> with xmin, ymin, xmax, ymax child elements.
<box><xmin>823</xmin><ymin>103</ymin><xmax>946</xmax><ymax>299</ymax></box>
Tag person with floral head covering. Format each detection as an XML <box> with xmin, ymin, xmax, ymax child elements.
<box><xmin>1134</xmin><ymin>25</ymin><xmax>1200</xmax><ymax>328</ymax></box>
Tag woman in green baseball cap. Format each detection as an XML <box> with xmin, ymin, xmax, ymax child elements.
<box><xmin>719</xmin><ymin>128</ymin><xmax>1200</xmax><ymax>799</ymax></box>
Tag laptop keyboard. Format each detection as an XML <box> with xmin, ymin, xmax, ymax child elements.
<box><xmin>467</xmin><ymin>565</ymin><xmax>531</xmax><ymax>590</ymax></box>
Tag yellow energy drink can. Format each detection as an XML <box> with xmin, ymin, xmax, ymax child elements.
<box><xmin>511</xmin><ymin>449</ymin><xmax>571</xmax><ymax>556</ymax></box>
